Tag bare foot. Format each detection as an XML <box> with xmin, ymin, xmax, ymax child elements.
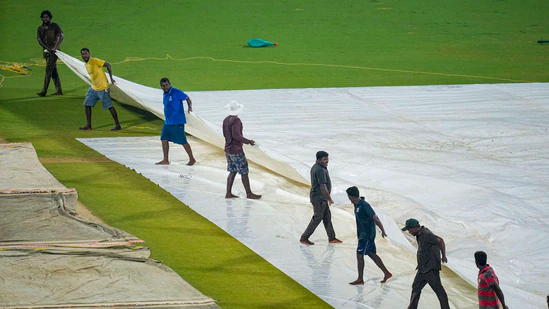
<box><xmin>349</xmin><ymin>279</ymin><xmax>364</xmax><ymax>285</ymax></box>
<box><xmin>246</xmin><ymin>193</ymin><xmax>262</xmax><ymax>199</ymax></box>
<box><xmin>380</xmin><ymin>273</ymin><xmax>393</xmax><ymax>283</ymax></box>
<box><xmin>79</xmin><ymin>126</ymin><xmax>92</xmax><ymax>130</ymax></box>
<box><xmin>111</xmin><ymin>126</ymin><xmax>122</xmax><ymax>131</ymax></box>
<box><xmin>155</xmin><ymin>160</ymin><xmax>169</xmax><ymax>165</ymax></box>
<box><xmin>225</xmin><ymin>193</ymin><xmax>239</xmax><ymax>199</ymax></box>
<box><xmin>187</xmin><ymin>158</ymin><xmax>196</xmax><ymax>166</ymax></box>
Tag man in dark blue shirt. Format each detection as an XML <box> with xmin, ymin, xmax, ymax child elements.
<box><xmin>156</xmin><ymin>78</ymin><xmax>196</xmax><ymax>166</ymax></box>
<box><xmin>346</xmin><ymin>186</ymin><xmax>392</xmax><ymax>285</ymax></box>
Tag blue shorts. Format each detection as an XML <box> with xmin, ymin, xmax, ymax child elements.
<box><xmin>84</xmin><ymin>87</ymin><xmax>113</xmax><ymax>110</ymax></box>
<box><xmin>160</xmin><ymin>124</ymin><xmax>188</xmax><ymax>145</ymax></box>
<box><xmin>357</xmin><ymin>239</ymin><xmax>376</xmax><ymax>255</ymax></box>
<box><xmin>225</xmin><ymin>152</ymin><xmax>249</xmax><ymax>175</ymax></box>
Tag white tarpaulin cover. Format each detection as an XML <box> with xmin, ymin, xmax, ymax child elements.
<box><xmin>0</xmin><ymin>143</ymin><xmax>219</xmax><ymax>309</ymax></box>
<box><xmin>57</xmin><ymin>51</ymin><xmax>549</xmax><ymax>308</ymax></box>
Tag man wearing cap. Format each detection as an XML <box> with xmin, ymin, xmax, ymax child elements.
<box><xmin>156</xmin><ymin>77</ymin><xmax>195</xmax><ymax>165</ymax></box>
<box><xmin>222</xmin><ymin>100</ymin><xmax>261</xmax><ymax>199</ymax></box>
<box><xmin>474</xmin><ymin>251</ymin><xmax>509</xmax><ymax>309</ymax></box>
<box><xmin>402</xmin><ymin>218</ymin><xmax>450</xmax><ymax>309</ymax></box>
<box><xmin>300</xmin><ymin>151</ymin><xmax>342</xmax><ymax>245</ymax></box>
<box><xmin>37</xmin><ymin>10</ymin><xmax>63</xmax><ymax>96</ymax></box>
<box><xmin>346</xmin><ymin>186</ymin><xmax>392</xmax><ymax>285</ymax></box>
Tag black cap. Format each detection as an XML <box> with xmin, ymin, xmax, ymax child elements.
<box><xmin>401</xmin><ymin>218</ymin><xmax>420</xmax><ymax>231</ymax></box>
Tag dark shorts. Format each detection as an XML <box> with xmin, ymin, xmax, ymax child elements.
<box><xmin>225</xmin><ymin>152</ymin><xmax>249</xmax><ymax>175</ymax></box>
<box><xmin>84</xmin><ymin>87</ymin><xmax>113</xmax><ymax>110</ymax></box>
<box><xmin>357</xmin><ymin>239</ymin><xmax>376</xmax><ymax>255</ymax></box>
<box><xmin>160</xmin><ymin>124</ymin><xmax>188</xmax><ymax>145</ymax></box>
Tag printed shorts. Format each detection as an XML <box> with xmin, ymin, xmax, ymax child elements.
<box><xmin>84</xmin><ymin>87</ymin><xmax>113</xmax><ymax>110</ymax></box>
<box><xmin>357</xmin><ymin>239</ymin><xmax>376</xmax><ymax>255</ymax></box>
<box><xmin>225</xmin><ymin>152</ymin><xmax>249</xmax><ymax>175</ymax></box>
<box><xmin>160</xmin><ymin>124</ymin><xmax>187</xmax><ymax>145</ymax></box>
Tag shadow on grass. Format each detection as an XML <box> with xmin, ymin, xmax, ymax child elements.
<box><xmin>0</xmin><ymin>95</ymin><xmax>82</xmax><ymax>103</ymax></box>
<box><xmin>118</xmin><ymin>103</ymin><xmax>159</xmax><ymax>122</ymax></box>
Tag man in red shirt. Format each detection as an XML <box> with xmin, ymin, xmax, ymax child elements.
<box><xmin>222</xmin><ymin>100</ymin><xmax>261</xmax><ymax>199</ymax></box>
<box><xmin>475</xmin><ymin>251</ymin><xmax>509</xmax><ymax>309</ymax></box>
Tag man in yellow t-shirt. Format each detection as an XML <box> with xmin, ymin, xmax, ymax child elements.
<box><xmin>79</xmin><ymin>48</ymin><xmax>121</xmax><ymax>131</ymax></box>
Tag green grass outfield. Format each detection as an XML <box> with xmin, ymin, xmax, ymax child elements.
<box><xmin>1</xmin><ymin>1</ymin><xmax>548</xmax><ymax>308</ymax></box>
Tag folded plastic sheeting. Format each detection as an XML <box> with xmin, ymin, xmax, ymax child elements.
<box><xmin>0</xmin><ymin>192</ymin><xmax>135</xmax><ymax>245</ymax></box>
<box><xmin>0</xmin><ymin>143</ymin><xmax>67</xmax><ymax>191</ymax></box>
<box><xmin>79</xmin><ymin>82</ymin><xmax>549</xmax><ymax>309</ymax></box>
<box><xmin>0</xmin><ymin>248</ymin><xmax>219</xmax><ymax>309</ymax></box>
<box><xmin>0</xmin><ymin>143</ymin><xmax>219</xmax><ymax>309</ymax></box>
<box><xmin>0</xmin><ymin>143</ymin><xmax>137</xmax><ymax>246</ymax></box>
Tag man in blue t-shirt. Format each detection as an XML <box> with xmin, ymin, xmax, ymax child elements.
<box><xmin>346</xmin><ymin>186</ymin><xmax>392</xmax><ymax>285</ymax></box>
<box><xmin>156</xmin><ymin>78</ymin><xmax>196</xmax><ymax>166</ymax></box>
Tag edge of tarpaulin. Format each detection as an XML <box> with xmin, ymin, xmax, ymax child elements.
<box><xmin>0</xmin><ymin>188</ymin><xmax>77</xmax><ymax>194</ymax></box>
<box><xmin>55</xmin><ymin>51</ymin><xmax>309</xmax><ymax>186</ymax></box>
<box><xmin>0</xmin><ymin>142</ymin><xmax>31</xmax><ymax>145</ymax></box>
<box><xmin>0</xmin><ymin>239</ymin><xmax>145</xmax><ymax>249</ymax></box>
<box><xmin>0</xmin><ymin>299</ymin><xmax>219</xmax><ymax>309</ymax></box>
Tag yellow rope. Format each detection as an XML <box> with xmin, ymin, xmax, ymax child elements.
<box><xmin>111</xmin><ymin>54</ymin><xmax>531</xmax><ymax>83</ymax></box>
<box><xmin>0</xmin><ymin>54</ymin><xmax>532</xmax><ymax>88</ymax></box>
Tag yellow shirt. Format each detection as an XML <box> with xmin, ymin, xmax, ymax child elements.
<box><xmin>85</xmin><ymin>57</ymin><xmax>109</xmax><ymax>91</ymax></box>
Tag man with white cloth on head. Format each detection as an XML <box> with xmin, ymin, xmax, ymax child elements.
<box><xmin>222</xmin><ymin>100</ymin><xmax>261</xmax><ymax>200</ymax></box>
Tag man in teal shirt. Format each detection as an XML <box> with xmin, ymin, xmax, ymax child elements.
<box><xmin>346</xmin><ymin>186</ymin><xmax>392</xmax><ymax>285</ymax></box>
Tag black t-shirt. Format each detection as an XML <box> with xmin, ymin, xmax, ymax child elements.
<box><xmin>37</xmin><ymin>22</ymin><xmax>62</xmax><ymax>49</ymax></box>
<box><xmin>416</xmin><ymin>226</ymin><xmax>442</xmax><ymax>273</ymax></box>
<box><xmin>309</xmin><ymin>162</ymin><xmax>331</xmax><ymax>203</ymax></box>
